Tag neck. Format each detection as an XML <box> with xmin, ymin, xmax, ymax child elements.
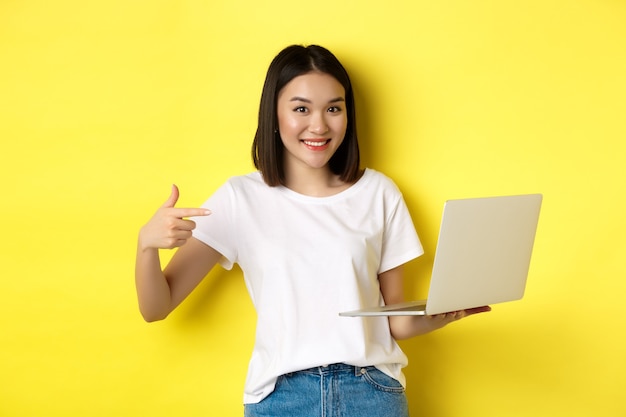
<box><xmin>283</xmin><ymin>165</ymin><xmax>348</xmax><ymax>197</ymax></box>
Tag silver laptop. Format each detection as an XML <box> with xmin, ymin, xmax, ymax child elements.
<box><xmin>339</xmin><ymin>194</ymin><xmax>542</xmax><ymax>316</ymax></box>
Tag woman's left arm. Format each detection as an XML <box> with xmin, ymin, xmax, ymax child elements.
<box><xmin>379</xmin><ymin>265</ymin><xmax>491</xmax><ymax>340</ymax></box>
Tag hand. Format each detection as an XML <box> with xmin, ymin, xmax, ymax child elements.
<box><xmin>138</xmin><ymin>185</ymin><xmax>211</xmax><ymax>251</ymax></box>
<box><xmin>425</xmin><ymin>305</ymin><xmax>492</xmax><ymax>330</ymax></box>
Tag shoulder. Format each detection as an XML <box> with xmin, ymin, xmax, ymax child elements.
<box><xmin>223</xmin><ymin>171</ymin><xmax>266</xmax><ymax>189</ymax></box>
<box><xmin>202</xmin><ymin>171</ymin><xmax>271</xmax><ymax>212</ymax></box>
<box><xmin>361</xmin><ymin>168</ymin><xmax>403</xmax><ymax>194</ymax></box>
<box><xmin>216</xmin><ymin>171</ymin><xmax>275</xmax><ymax>200</ymax></box>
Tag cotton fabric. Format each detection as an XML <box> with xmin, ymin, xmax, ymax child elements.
<box><xmin>192</xmin><ymin>169</ymin><xmax>423</xmax><ymax>404</ymax></box>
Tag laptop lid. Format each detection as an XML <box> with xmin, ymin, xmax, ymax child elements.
<box><xmin>424</xmin><ymin>193</ymin><xmax>542</xmax><ymax>314</ymax></box>
<box><xmin>339</xmin><ymin>194</ymin><xmax>542</xmax><ymax>317</ymax></box>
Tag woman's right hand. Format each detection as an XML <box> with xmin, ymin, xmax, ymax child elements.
<box><xmin>138</xmin><ymin>185</ymin><xmax>211</xmax><ymax>251</ymax></box>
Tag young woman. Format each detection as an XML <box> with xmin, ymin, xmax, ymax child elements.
<box><xmin>135</xmin><ymin>44</ymin><xmax>488</xmax><ymax>417</ymax></box>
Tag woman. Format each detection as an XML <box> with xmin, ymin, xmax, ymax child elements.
<box><xmin>135</xmin><ymin>44</ymin><xmax>487</xmax><ymax>416</ymax></box>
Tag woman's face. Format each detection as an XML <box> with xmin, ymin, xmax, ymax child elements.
<box><xmin>276</xmin><ymin>71</ymin><xmax>348</xmax><ymax>175</ymax></box>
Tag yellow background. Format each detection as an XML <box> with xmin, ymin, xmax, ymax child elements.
<box><xmin>1</xmin><ymin>1</ymin><xmax>625</xmax><ymax>416</ymax></box>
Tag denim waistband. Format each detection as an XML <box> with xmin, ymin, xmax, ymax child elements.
<box><xmin>294</xmin><ymin>363</ymin><xmax>369</xmax><ymax>376</ymax></box>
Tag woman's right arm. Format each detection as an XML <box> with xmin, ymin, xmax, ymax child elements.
<box><xmin>135</xmin><ymin>185</ymin><xmax>222</xmax><ymax>322</ymax></box>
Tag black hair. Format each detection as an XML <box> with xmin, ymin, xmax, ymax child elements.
<box><xmin>251</xmin><ymin>44</ymin><xmax>360</xmax><ymax>186</ymax></box>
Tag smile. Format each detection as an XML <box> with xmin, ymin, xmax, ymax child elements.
<box><xmin>301</xmin><ymin>139</ymin><xmax>331</xmax><ymax>148</ymax></box>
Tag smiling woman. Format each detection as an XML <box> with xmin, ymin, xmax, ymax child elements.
<box><xmin>135</xmin><ymin>44</ymin><xmax>486</xmax><ymax>417</ymax></box>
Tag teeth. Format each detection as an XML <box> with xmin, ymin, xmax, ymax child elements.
<box><xmin>303</xmin><ymin>140</ymin><xmax>329</xmax><ymax>147</ymax></box>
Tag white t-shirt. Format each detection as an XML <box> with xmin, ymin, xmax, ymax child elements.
<box><xmin>192</xmin><ymin>168</ymin><xmax>423</xmax><ymax>404</ymax></box>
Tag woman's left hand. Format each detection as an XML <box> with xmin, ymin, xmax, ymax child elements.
<box><xmin>425</xmin><ymin>305</ymin><xmax>492</xmax><ymax>328</ymax></box>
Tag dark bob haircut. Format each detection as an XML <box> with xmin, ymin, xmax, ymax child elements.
<box><xmin>251</xmin><ymin>44</ymin><xmax>360</xmax><ymax>186</ymax></box>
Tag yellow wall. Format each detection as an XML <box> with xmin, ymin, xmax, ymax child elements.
<box><xmin>2</xmin><ymin>1</ymin><xmax>625</xmax><ymax>416</ymax></box>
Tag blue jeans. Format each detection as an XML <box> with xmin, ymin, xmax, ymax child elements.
<box><xmin>244</xmin><ymin>363</ymin><xmax>409</xmax><ymax>417</ymax></box>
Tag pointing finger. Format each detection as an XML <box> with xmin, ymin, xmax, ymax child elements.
<box><xmin>173</xmin><ymin>207</ymin><xmax>212</xmax><ymax>219</ymax></box>
<box><xmin>160</xmin><ymin>185</ymin><xmax>211</xmax><ymax>217</ymax></box>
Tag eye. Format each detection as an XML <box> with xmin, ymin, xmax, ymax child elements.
<box><xmin>327</xmin><ymin>106</ymin><xmax>343</xmax><ymax>113</ymax></box>
<box><xmin>293</xmin><ymin>106</ymin><xmax>308</xmax><ymax>113</ymax></box>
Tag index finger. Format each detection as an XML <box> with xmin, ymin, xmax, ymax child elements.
<box><xmin>171</xmin><ymin>207</ymin><xmax>212</xmax><ymax>219</ymax></box>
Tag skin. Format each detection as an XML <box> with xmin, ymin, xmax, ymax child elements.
<box><xmin>135</xmin><ymin>70</ymin><xmax>490</xmax><ymax>336</ymax></box>
<box><xmin>276</xmin><ymin>71</ymin><xmax>350</xmax><ymax>196</ymax></box>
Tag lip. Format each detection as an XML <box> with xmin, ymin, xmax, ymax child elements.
<box><xmin>301</xmin><ymin>138</ymin><xmax>331</xmax><ymax>151</ymax></box>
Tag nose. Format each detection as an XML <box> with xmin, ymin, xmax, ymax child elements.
<box><xmin>309</xmin><ymin>112</ymin><xmax>329</xmax><ymax>135</ymax></box>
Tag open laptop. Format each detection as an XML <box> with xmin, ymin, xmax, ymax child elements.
<box><xmin>339</xmin><ymin>194</ymin><xmax>542</xmax><ymax>316</ymax></box>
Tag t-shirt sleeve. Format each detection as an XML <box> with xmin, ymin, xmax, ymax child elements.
<box><xmin>378</xmin><ymin>187</ymin><xmax>424</xmax><ymax>274</ymax></box>
<box><xmin>191</xmin><ymin>181</ymin><xmax>238</xmax><ymax>270</ymax></box>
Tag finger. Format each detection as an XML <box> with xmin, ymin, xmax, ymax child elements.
<box><xmin>163</xmin><ymin>237</ymin><xmax>190</xmax><ymax>249</ymax></box>
<box><xmin>170</xmin><ymin>207</ymin><xmax>212</xmax><ymax>219</ymax></box>
<box><xmin>171</xmin><ymin>218</ymin><xmax>197</xmax><ymax>231</ymax></box>
<box><xmin>446</xmin><ymin>312</ymin><xmax>459</xmax><ymax>320</ymax></box>
<box><xmin>427</xmin><ymin>313</ymin><xmax>449</xmax><ymax>320</ymax></box>
<box><xmin>464</xmin><ymin>306</ymin><xmax>492</xmax><ymax>316</ymax></box>
<box><xmin>162</xmin><ymin>184</ymin><xmax>180</xmax><ymax>208</ymax></box>
<box><xmin>168</xmin><ymin>228</ymin><xmax>194</xmax><ymax>240</ymax></box>
<box><xmin>431</xmin><ymin>311</ymin><xmax>462</xmax><ymax>321</ymax></box>
<box><xmin>174</xmin><ymin>239</ymin><xmax>189</xmax><ymax>248</ymax></box>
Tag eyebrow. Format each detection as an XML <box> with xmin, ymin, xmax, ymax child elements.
<box><xmin>289</xmin><ymin>96</ymin><xmax>345</xmax><ymax>104</ymax></box>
